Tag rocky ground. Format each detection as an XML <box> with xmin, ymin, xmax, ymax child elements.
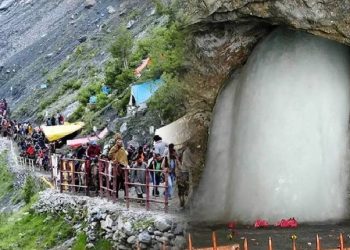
<box><xmin>0</xmin><ymin>0</ymin><xmax>158</xmax><ymax>120</ymax></box>
<box><xmin>35</xmin><ymin>189</ymin><xmax>187</xmax><ymax>249</ymax></box>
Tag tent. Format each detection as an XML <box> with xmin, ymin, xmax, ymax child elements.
<box><xmin>89</xmin><ymin>96</ymin><xmax>97</xmax><ymax>104</ymax></box>
<box><xmin>41</xmin><ymin>122</ymin><xmax>85</xmax><ymax>142</ymax></box>
<box><xmin>66</xmin><ymin>127</ymin><xmax>109</xmax><ymax>148</ymax></box>
<box><xmin>101</xmin><ymin>85</ymin><xmax>111</xmax><ymax>95</ymax></box>
<box><xmin>154</xmin><ymin>116</ymin><xmax>192</xmax><ymax>147</ymax></box>
<box><xmin>130</xmin><ymin>79</ymin><xmax>163</xmax><ymax>106</ymax></box>
<box><xmin>134</xmin><ymin>57</ymin><xmax>150</xmax><ymax>77</ymax></box>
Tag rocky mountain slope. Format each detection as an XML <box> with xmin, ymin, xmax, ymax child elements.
<box><xmin>0</xmin><ymin>0</ymin><xmax>157</xmax><ymax>120</ymax></box>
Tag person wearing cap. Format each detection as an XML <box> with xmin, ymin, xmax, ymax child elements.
<box><xmin>86</xmin><ymin>141</ymin><xmax>101</xmax><ymax>158</ymax></box>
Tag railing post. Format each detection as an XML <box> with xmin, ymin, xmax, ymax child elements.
<box><xmin>146</xmin><ymin>168</ymin><xmax>150</xmax><ymax>211</ymax></box>
<box><xmin>292</xmin><ymin>237</ymin><xmax>297</xmax><ymax>250</ymax></box>
<box><xmin>85</xmin><ymin>160</ymin><xmax>90</xmax><ymax>196</ymax></box>
<box><xmin>72</xmin><ymin>160</ymin><xmax>76</xmax><ymax>193</ymax></box>
<box><xmin>112</xmin><ymin>163</ymin><xmax>117</xmax><ymax>201</ymax></box>
<box><xmin>115</xmin><ymin>163</ymin><xmax>119</xmax><ymax>199</ymax></box>
<box><xmin>316</xmin><ymin>234</ymin><xmax>321</xmax><ymax>250</ymax></box>
<box><xmin>106</xmin><ymin>161</ymin><xmax>111</xmax><ymax>199</ymax></box>
<box><xmin>164</xmin><ymin>170</ymin><xmax>169</xmax><ymax>213</ymax></box>
<box><xmin>340</xmin><ymin>233</ymin><xmax>344</xmax><ymax>250</ymax></box>
<box><xmin>60</xmin><ymin>159</ymin><xmax>63</xmax><ymax>193</ymax></box>
<box><xmin>124</xmin><ymin>166</ymin><xmax>129</xmax><ymax>209</ymax></box>
<box><xmin>98</xmin><ymin>160</ymin><xmax>103</xmax><ymax>197</ymax></box>
<box><xmin>268</xmin><ymin>237</ymin><xmax>272</xmax><ymax>250</ymax></box>
<box><xmin>212</xmin><ymin>231</ymin><xmax>217</xmax><ymax>250</ymax></box>
<box><xmin>243</xmin><ymin>238</ymin><xmax>248</xmax><ymax>250</ymax></box>
<box><xmin>188</xmin><ymin>233</ymin><xmax>193</xmax><ymax>250</ymax></box>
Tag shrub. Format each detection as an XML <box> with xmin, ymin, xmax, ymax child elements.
<box><xmin>68</xmin><ymin>105</ymin><xmax>85</xmax><ymax>122</ymax></box>
<box><xmin>133</xmin><ymin>22</ymin><xmax>185</xmax><ymax>80</ymax></box>
<box><xmin>77</xmin><ymin>82</ymin><xmax>102</xmax><ymax>105</ymax></box>
<box><xmin>112</xmin><ymin>89</ymin><xmax>131</xmax><ymax>116</ymax></box>
<box><xmin>110</xmin><ymin>25</ymin><xmax>133</xmax><ymax>70</ymax></box>
<box><xmin>22</xmin><ymin>176</ymin><xmax>36</xmax><ymax>204</ymax></box>
<box><xmin>104</xmin><ymin>59</ymin><xmax>123</xmax><ymax>87</ymax></box>
<box><xmin>148</xmin><ymin>73</ymin><xmax>187</xmax><ymax>123</ymax></box>
<box><xmin>114</xmin><ymin>69</ymin><xmax>135</xmax><ymax>91</ymax></box>
<box><xmin>96</xmin><ymin>92</ymin><xmax>109</xmax><ymax>110</ymax></box>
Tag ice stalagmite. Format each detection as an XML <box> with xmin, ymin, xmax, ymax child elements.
<box><xmin>196</xmin><ymin>28</ymin><xmax>350</xmax><ymax>223</ymax></box>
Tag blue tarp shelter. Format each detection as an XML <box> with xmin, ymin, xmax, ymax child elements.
<box><xmin>130</xmin><ymin>79</ymin><xmax>163</xmax><ymax>106</ymax></box>
<box><xmin>102</xmin><ymin>85</ymin><xmax>111</xmax><ymax>95</ymax></box>
<box><xmin>89</xmin><ymin>95</ymin><xmax>97</xmax><ymax>104</ymax></box>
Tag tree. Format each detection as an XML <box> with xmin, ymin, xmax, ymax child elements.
<box><xmin>110</xmin><ymin>25</ymin><xmax>133</xmax><ymax>70</ymax></box>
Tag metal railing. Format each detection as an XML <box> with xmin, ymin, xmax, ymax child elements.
<box><xmin>18</xmin><ymin>156</ymin><xmax>35</xmax><ymax>172</ymax></box>
<box><xmin>59</xmin><ymin>158</ymin><xmax>90</xmax><ymax>196</ymax></box>
<box><xmin>187</xmin><ymin>232</ymin><xmax>348</xmax><ymax>250</ymax></box>
<box><xmin>98</xmin><ymin>159</ymin><xmax>169</xmax><ymax>212</ymax></box>
<box><xmin>98</xmin><ymin>159</ymin><xmax>119</xmax><ymax>201</ymax></box>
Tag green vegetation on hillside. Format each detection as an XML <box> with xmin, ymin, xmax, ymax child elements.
<box><xmin>17</xmin><ymin>0</ymin><xmax>189</xmax><ymax>133</ymax></box>
<box><xmin>0</xmin><ymin>151</ymin><xmax>13</xmax><ymax>199</ymax></box>
<box><xmin>0</xmin><ymin>210</ymin><xmax>74</xmax><ymax>250</ymax></box>
<box><xmin>0</xmin><ymin>151</ymin><xmax>73</xmax><ymax>250</ymax></box>
<box><xmin>72</xmin><ymin>233</ymin><xmax>113</xmax><ymax>250</ymax></box>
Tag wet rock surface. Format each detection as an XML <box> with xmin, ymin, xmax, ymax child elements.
<box><xmin>180</xmin><ymin>0</ymin><xmax>350</xmax><ymax>192</ymax></box>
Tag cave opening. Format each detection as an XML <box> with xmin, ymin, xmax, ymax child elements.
<box><xmin>195</xmin><ymin>27</ymin><xmax>350</xmax><ymax>223</ymax></box>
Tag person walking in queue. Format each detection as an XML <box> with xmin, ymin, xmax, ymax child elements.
<box><xmin>164</xmin><ymin>143</ymin><xmax>177</xmax><ymax>184</ymax></box>
<box><xmin>153</xmin><ymin>135</ymin><xmax>168</xmax><ymax>156</ymax></box>
<box><xmin>162</xmin><ymin>156</ymin><xmax>173</xmax><ymax>199</ymax></box>
<box><xmin>86</xmin><ymin>141</ymin><xmax>101</xmax><ymax>192</ymax></box>
<box><xmin>108</xmin><ymin>136</ymin><xmax>129</xmax><ymax>198</ymax></box>
<box><xmin>175</xmin><ymin>156</ymin><xmax>189</xmax><ymax>208</ymax></box>
<box><xmin>58</xmin><ymin>114</ymin><xmax>64</xmax><ymax>125</ymax></box>
<box><xmin>51</xmin><ymin>115</ymin><xmax>56</xmax><ymax>126</ymax></box>
<box><xmin>131</xmin><ymin>156</ymin><xmax>147</xmax><ymax>201</ymax></box>
<box><xmin>148</xmin><ymin>153</ymin><xmax>163</xmax><ymax>197</ymax></box>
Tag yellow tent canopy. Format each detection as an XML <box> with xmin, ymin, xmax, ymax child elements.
<box><xmin>41</xmin><ymin>122</ymin><xmax>84</xmax><ymax>142</ymax></box>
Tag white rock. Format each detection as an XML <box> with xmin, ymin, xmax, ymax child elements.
<box><xmin>107</xmin><ymin>6</ymin><xmax>116</xmax><ymax>14</ymax></box>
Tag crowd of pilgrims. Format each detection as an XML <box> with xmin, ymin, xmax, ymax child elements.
<box><xmin>69</xmin><ymin>134</ymin><xmax>189</xmax><ymax>207</ymax></box>
<box><xmin>0</xmin><ymin>99</ymin><xmax>189</xmax><ymax>208</ymax></box>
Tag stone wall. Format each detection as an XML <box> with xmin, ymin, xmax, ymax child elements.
<box><xmin>33</xmin><ymin>190</ymin><xmax>187</xmax><ymax>249</ymax></box>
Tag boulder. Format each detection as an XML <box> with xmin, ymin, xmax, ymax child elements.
<box><xmin>127</xmin><ymin>20</ymin><xmax>135</xmax><ymax>29</ymax></box>
<box><xmin>84</xmin><ymin>0</ymin><xmax>96</xmax><ymax>9</ymax></box>
<box><xmin>173</xmin><ymin>223</ymin><xmax>184</xmax><ymax>235</ymax></box>
<box><xmin>123</xmin><ymin>221</ymin><xmax>134</xmax><ymax>236</ymax></box>
<box><xmin>138</xmin><ymin>232</ymin><xmax>152</xmax><ymax>244</ymax></box>
<box><xmin>173</xmin><ymin>236</ymin><xmax>186</xmax><ymax>249</ymax></box>
<box><xmin>78</xmin><ymin>36</ymin><xmax>87</xmax><ymax>43</ymax></box>
<box><xmin>100</xmin><ymin>215</ymin><xmax>114</xmax><ymax>230</ymax></box>
<box><xmin>0</xmin><ymin>0</ymin><xmax>15</xmax><ymax>11</ymax></box>
<box><xmin>154</xmin><ymin>230</ymin><xmax>163</xmax><ymax>236</ymax></box>
<box><xmin>154</xmin><ymin>218</ymin><xmax>171</xmax><ymax>232</ymax></box>
<box><xmin>127</xmin><ymin>235</ymin><xmax>137</xmax><ymax>244</ymax></box>
<box><xmin>86</xmin><ymin>243</ymin><xmax>94</xmax><ymax>249</ymax></box>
